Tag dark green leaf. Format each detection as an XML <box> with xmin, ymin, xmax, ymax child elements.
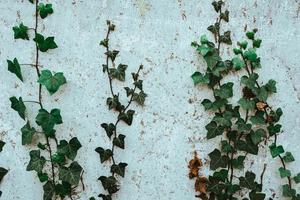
<box><xmin>0</xmin><ymin>168</ymin><xmax>8</xmax><ymax>182</ymax></box>
<box><xmin>109</xmin><ymin>64</ymin><xmax>127</xmax><ymax>81</ymax></box>
<box><xmin>106</xmin><ymin>95</ymin><xmax>123</xmax><ymax>111</ymax></box>
<box><xmin>279</xmin><ymin>167</ymin><xmax>291</xmax><ymax>178</ymax></box>
<box><xmin>38</xmin><ymin>172</ymin><xmax>48</xmax><ymax>182</ymax></box>
<box><xmin>36</xmin><ymin>108</ymin><xmax>62</xmax><ymax>136</ymax></box>
<box><xmin>55</xmin><ymin>182</ymin><xmax>71</xmax><ymax>199</ymax></box>
<box><xmin>132</xmin><ymin>91</ymin><xmax>147</xmax><ymax>105</ymax></box>
<box><xmin>238</xmin><ymin>41</ymin><xmax>248</xmax><ymax>49</ymax></box>
<box><xmin>52</xmin><ymin>153</ymin><xmax>66</xmax><ymax>164</ymax></box>
<box><xmin>95</xmin><ymin>147</ymin><xmax>113</xmax><ymax>163</ymax></box>
<box><xmin>232</xmin><ymin>156</ymin><xmax>245</xmax><ymax>169</ymax></box>
<box><xmin>282</xmin><ymin>184</ymin><xmax>296</xmax><ymax>197</ymax></box>
<box><xmin>249</xmin><ymin>190</ymin><xmax>266</xmax><ymax>200</ymax></box>
<box><xmin>12</xmin><ymin>23</ymin><xmax>29</xmax><ymax>40</ymax></box>
<box><xmin>101</xmin><ymin>123</ymin><xmax>115</xmax><ymax>139</ymax></box>
<box><xmin>26</xmin><ymin>150</ymin><xmax>46</xmax><ymax>173</ymax></box>
<box><xmin>98</xmin><ymin>176</ymin><xmax>118</xmax><ymax>194</ymax></box>
<box><xmin>59</xmin><ymin>162</ymin><xmax>83</xmax><ymax>185</ymax></box>
<box><xmin>204</xmin><ymin>51</ymin><xmax>221</xmax><ymax>69</ymax></box>
<box><xmin>267</xmin><ymin>123</ymin><xmax>282</xmax><ymax>136</ymax></box>
<box><xmin>239</xmin><ymin>171</ymin><xmax>257</xmax><ymax>190</ymax></box>
<box><xmin>208</xmin><ymin>149</ymin><xmax>228</xmax><ymax>170</ymax></box>
<box><xmin>294</xmin><ymin>173</ymin><xmax>300</xmax><ymax>184</ymax></box>
<box><xmin>212</xmin><ymin>1</ymin><xmax>223</xmax><ymax>12</ymax></box>
<box><xmin>57</xmin><ymin>137</ymin><xmax>82</xmax><ymax>160</ymax></box>
<box><xmin>134</xmin><ymin>80</ymin><xmax>143</xmax><ymax>90</ymax></box>
<box><xmin>238</xmin><ymin>98</ymin><xmax>255</xmax><ymax>110</ymax></box>
<box><xmin>105</xmin><ymin>50</ymin><xmax>119</xmax><ymax>62</ymax></box>
<box><xmin>205</xmin><ymin>121</ymin><xmax>225</xmax><ymax>139</ymax></box>
<box><xmin>191</xmin><ymin>72</ymin><xmax>209</xmax><ymax>85</ymax></box>
<box><xmin>265</xmin><ymin>79</ymin><xmax>277</xmax><ymax>93</ymax></box>
<box><xmin>38</xmin><ymin>70</ymin><xmax>66</xmax><ymax>95</ymax></box>
<box><xmin>214</xmin><ymin>82</ymin><xmax>234</xmax><ymax>99</ymax></box>
<box><xmin>98</xmin><ymin>194</ymin><xmax>112</xmax><ymax>200</ymax></box>
<box><xmin>220</xmin><ymin>10</ymin><xmax>229</xmax><ymax>22</ymax></box>
<box><xmin>111</xmin><ymin>163</ymin><xmax>128</xmax><ymax>177</ymax></box>
<box><xmin>38</xmin><ymin>3</ymin><xmax>53</xmax><ymax>19</ymax></box>
<box><xmin>232</xmin><ymin>57</ymin><xmax>245</xmax><ymax>70</ymax></box>
<box><xmin>10</xmin><ymin>96</ymin><xmax>26</xmax><ymax>120</ymax></box>
<box><xmin>237</xmin><ymin>135</ymin><xmax>258</xmax><ymax>155</ymax></box>
<box><xmin>283</xmin><ymin>152</ymin><xmax>295</xmax><ymax>163</ymax></box>
<box><xmin>244</xmin><ymin>48</ymin><xmax>257</xmax><ymax>62</ymax></box>
<box><xmin>219</xmin><ymin>31</ymin><xmax>232</xmax><ymax>45</ymax></box>
<box><xmin>33</xmin><ymin>33</ymin><xmax>58</xmax><ymax>52</ymax></box>
<box><xmin>7</xmin><ymin>58</ymin><xmax>23</xmax><ymax>81</ymax></box>
<box><xmin>43</xmin><ymin>181</ymin><xmax>55</xmax><ymax>200</ymax></box>
<box><xmin>0</xmin><ymin>141</ymin><xmax>5</xmax><ymax>152</ymax></box>
<box><xmin>21</xmin><ymin>122</ymin><xmax>36</xmax><ymax>145</ymax></box>
<box><xmin>250</xmin><ymin>111</ymin><xmax>265</xmax><ymax>125</ymax></box>
<box><xmin>250</xmin><ymin>129</ymin><xmax>265</xmax><ymax>145</ymax></box>
<box><xmin>269</xmin><ymin>143</ymin><xmax>284</xmax><ymax>158</ymax></box>
<box><xmin>246</xmin><ymin>31</ymin><xmax>255</xmax><ymax>40</ymax></box>
<box><xmin>118</xmin><ymin>110</ymin><xmax>135</xmax><ymax>125</ymax></box>
<box><xmin>113</xmin><ymin>134</ymin><xmax>126</xmax><ymax>149</ymax></box>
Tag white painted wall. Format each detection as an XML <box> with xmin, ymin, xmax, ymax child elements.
<box><xmin>0</xmin><ymin>0</ymin><xmax>299</xmax><ymax>199</ymax></box>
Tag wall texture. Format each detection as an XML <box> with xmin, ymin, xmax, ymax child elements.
<box><xmin>0</xmin><ymin>0</ymin><xmax>300</xmax><ymax>199</ymax></box>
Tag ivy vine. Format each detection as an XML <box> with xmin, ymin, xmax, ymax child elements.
<box><xmin>8</xmin><ymin>1</ymin><xmax>83</xmax><ymax>199</ymax></box>
<box><xmin>94</xmin><ymin>21</ymin><xmax>147</xmax><ymax>200</ymax></box>
<box><xmin>189</xmin><ymin>1</ymin><xmax>300</xmax><ymax>199</ymax></box>
<box><xmin>0</xmin><ymin>140</ymin><xmax>8</xmax><ymax>197</ymax></box>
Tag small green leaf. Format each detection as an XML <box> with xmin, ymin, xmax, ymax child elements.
<box><xmin>232</xmin><ymin>156</ymin><xmax>245</xmax><ymax>169</ymax></box>
<box><xmin>111</xmin><ymin>163</ymin><xmax>128</xmax><ymax>177</ymax></box>
<box><xmin>118</xmin><ymin>110</ymin><xmax>135</xmax><ymax>125</ymax></box>
<box><xmin>132</xmin><ymin>91</ymin><xmax>147</xmax><ymax>105</ymax></box>
<box><xmin>43</xmin><ymin>181</ymin><xmax>55</xmax><ymax>200</ymax></box>
<box><xmin>7</xmin><ymin>58</ymin><xmax>23</xmax><ymax>81</ymax></box>
<box><xmin>269</xmin><ymin>143</ymin><xmax>284</xmax><ymax>158</ymax></box>
<box><xmin>105</xmin><ymin>50</ymin><xmax>119</xmax><ymax>62</ymax></box>
<box><xmin>109</xmin><ymin>64</ymin><xmax>127</xmax><ymax>81</ymax></box>
<box><xmin>113</xmin><ymin>134</ymin><xmax>126</xmax><ymax>149</ymax></box>
<box><xmin>253</xmin><ymin>39</ymin><xmax>262</xmax><ymax>48</ymax></box>
<box><xmin>294</xmin><ymin>173</ymin><xmax>300</xmax><ymax>184</ymax></box>
<box><xmin>0</xmin><ymin>167</ymin><xmax>8</xmax><ymax>182</ymax></box>
<box><xmin>95</xmin><ymin>147</ymin><xmax>113</xmax><ymax>163</ymax></box>
<box><xmin>10</xmin><ymin>96</ymin><xmax>26</xmax><ymax>120</ymax></box>
<box><xmin>246</xmin><ymin>31</ymin><xmax>255</xmax><ymax>40</ymax></box>
<box><xmin>98</xmin><ymin>176</ymin><xmax>118</xmax><ymax>194</ymax></box>
<box><xmin>212</xmin><ymin>1</ymin><xmax>223</xmax><ymax>12</ymax></box>
<box><xmin>238</xmin><ymin>41</ymin><xmax>248</xmax><ymax>49</ymax></box>
<box><xmin>220</xmin><ymin>10</ymin><xmax>229</xmax><ymax>22</ymax></box>
<box><xmin>232</xmin><ymin>57</ymin><xmax>245</xmax><ymax>70</ymax></box>
<box><xmin>249</xmin><ymin>190</ymin><xmax>266</xmax><ymax>200</ymax></box>
<box><xmin>279</xmin><ymin>167</ymin><xmax>291</xmax><ymax>178</ymax></box>
<box><xmin>219</xmin><ymin>31</ymin><xmax>232</xmax><ymax>45</ymax></box>
<box><xmin>21</xmin><ymin>122</ymin><xmax>36</xmax><ymax>145</ymax></box>
<box><xmin>59</xmin><ymin>162</ymin><xmax>83</xmax><ymax>185</ymax></box>
<box><xmin>98</xmin><ymin>194</ymin><xmax>112</xmax><ymax>200</ymax></box>
<box><xmin>205</xmin><ymin>121</ymin><xmax>225</xmax><ymax>139</ymax></box>
<box><xmin>55</xmin><ymin>182</ymin><xmax>72</xmax><ymax>199</ymax></box>
<box><xmin>37</xmin><ymin>172</ymin><xmax>48</xmax><ymax>182</ymax></box>
<box><xmin>106</xmin><ymin>95</ymin><xmax>123</xmax><ymax>111</ymax></box>
<box><xmin>233</xmin><ymin>48</ymin><xmax>242</xmax><ymax>55</ymax></box>
<box><xmin>36</xmin><ymin>108</ymin><xmax>62</xmax><ymax>136</ymax></box>
<box><xmin>101</xmin><ymin>123</ymin><xmax>116</xmax><ymax>139</ymax></box>
<box><xmin>33</xmin><ymin>33</ymin><xmax>58</xmax><ymax>52</ymax></box>
<box><xmin>57</xmin><ymin>137</ymin><xmax>82</xmax><ymax>160</ymax></box>
<box><xmin>282</xmin><ymin>184</ymin><xmax>296</xmax><ymax>197</ymax></box>
<box><xmin>26</xmin><ymin>150</ymin><xmax>46</xmax><ymax>173</ymax></box>
<box><xmin>214</xmin><ymin>82</ymin><xmax>234</xmax><ymax>99</ymax></box>
<box><xmin>38</xmin><ymin>3</ymin><xmax>53</xmax><ymax>19</ymax></box>
<box><xmin>265</xmin><ymin>79</ymin><xmax>277</xmax><ymax>93</ymax></box>
<box><xmin>238</xmin><ymin>98</ymin><xmax>255</xmax><ymax>110</ymax></box>
<box><xmin>250</xmin><ymin>129</ymin><xmax>265</xmax><ymax>145</ymax></box>
<box><xmin>191</xmin><ymin>72</ymin><xmax>209</xmax><ymax>85</ymax></box>
<box><xmin>239</xmin><ymin>171</ymin><xmax>257</xmax><ymax>190</ymax></box>
<box><xmin>237</xmin><ymin>135</ymin><xmax>258</xmax><ymax>155</ymax></box>
<box><xmin>12</xmin><ymin>23</ymin><xmax>29</xmax><ymax>40</ymax></box>
<box><xmin>283</xmin><ymin>152</ymin><xmax>295</xmax><ymax>163</ymax></box>
<box><xmin>250</xmin><ymin>111</ymin><xmax>265</xmax><ymax>125</ymax></box>
<box><xmin>200</xmin><ymin>35</ymin><xmax>209</xmax><ymax>44</ymax></box>
<box><xmin>208</xmin><ymin>149</ymin><xmax>228</xmax><ymax>170</ymax></box>
<box><xmin>267</xmin><ymin>123</ymin><xmax>282</xmax><ymax>136</ymax></box>
<box><xmin>204</xmin><ymin>51</ymin><xmax>221</xmax><ymax>69</ymax></box>
<box><xmin>0</xmin><ymin>141</ymin><xmax>5</xmax><ymax>152</ymax></box>
<box><xmin>244</xmin><ymin>48</ymin><xmax>257</xmax><ymax>62</ymax></box>
<box><xmin>38</xmin><ymin>70</ymin><xmax>66</xmax><ymax>95</ymax></box>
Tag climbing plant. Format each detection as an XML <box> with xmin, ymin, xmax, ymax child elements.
<box><xmin>189</xmin><ymin>1</ymin><xmax>300</xmax><ymax>199</ymax></box>
<box><xmin>94</xmin><ymin>20</ymin><xmax>147</xmax><ymax>200</ymax></box>
<box><xmin>0</xmin><ymin>140</ymin><xmax>8</xmax><ymax>197</ymax></box>
<box><xmin>8</xmin><ymin>1</ymin><xmax>83</xmax><ymax>199</ymax></box>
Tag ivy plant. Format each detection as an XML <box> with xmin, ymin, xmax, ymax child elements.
<box><xmin>0</xmin><ymin>140</ymin><xmax>8</xmax><ymax>197</ymax></box>
<box><xmin>94</xmin><ymin>20</ymin><xmax>147</xmax><ymax>200</ymax></box>
<box><xmin>8</xmin><ymin>0</ymin><xmax>83</xmax><ymax>199</ymax></box>
<box><xmin>189</xmin><ymin>1</ymin><xmax>299</xmax><ymax>199</ymax></box>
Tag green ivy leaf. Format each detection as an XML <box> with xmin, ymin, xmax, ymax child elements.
<box><xmin>38</xmin><ymin>3</ymin><xmax>53</xmax><ymax>19</ymax></box>
<box><xmin>118</xmin><ymin>110</ymin><xmax>135</xmax><ymax>125</ymax></box>
<box><xmin>36</xmin><ymin>108</ymin><xmax>62</xmax><ymax>136</ymax></box>
<box><xmin>250</xmin><ymin>111</ymin><xmax>265</xmax><ymax>125</ymax></box>
<box><xmin>98</xmin><ymin>176</ymin><xmax>118</xmax><ymax>194</ymax></box>
<box><xmin>26</xmin><ymin>150</ymin><xmax>46</xmax><ymax>173</ymax></box>
<box><xmin>265</xmin><ymin>79</ymin><xmax>277</xmax><ymax>93</ymax></box>
<box><xmin>98</xmin><ymin>194</ymin><xmax>112</xmax><ymax>200</ymax></box>
<box><xmin>238</xmin><ymin>41</ymin><xmax>248</xmax><ymax>49</ymax></box>
<box><xmin>12</xmin><ymin>23</ymin><xmax>29</xmax><ymax>40</ymax></box>
<box><xmin>253</xmin><ymin>39</ymin><xmax>262</xmax><ymax>48</ymax></box>
<box><xmin>256</xmin><ymin>86</ymin><xmax>268</xmax><ymax>102</ymax></box>
<box><xmin>221</xmin><ymin>140</ymin><xmax>233</xmax><ymax>153</ymax></box>
<box><xmin>37</xmin><ymin>172</ymin><xmax>48</xmax><ymax>182</ymax></box>
<box><xmin>220</xmin><ymin>10</ymin><xmax>229</xmax><ymax>22</ymax></box>
<box><xmin>10</xmin><ymin>96</ymin><xmax>26</xmax><ymax>120</ymax></box>
<box><xmin>246</xmin><ymin>31</ymin><xmax>255</xmax><ymax>40</ymax></box>
<box><xmin>134</xmin><ymin>80</ymin><xmax>143</xmax><ymax>90</ymax></box>
<box><xmin>113</xmin><ymin>134</ymin><xmax>126</xmax><ymax>149</ymax></box>
<box><xmin>204</xmin><ymin>51</ymin><xmax>221</xmax><ymax>70</ymax></box>
<box><xmin>208</xmin><ymin>149</ymin><xmax>228</xmax><ymax>170</ymax></box>
<box><xmin>244</xmin><ymin>48</ymin><xmax>257</xmax><ymax>62</ymax></box>
<box><xmin>232</xmin><ymin>57</ymin><xmax>245</xmax><ymax>70</ymax></box>
<box><xmin>219</xmin><ymin>31</ymin><xmax>232</xmax><ymax>45</ymax></box>
<box><xmin>267</xmin><ymin>123</ymin><xmax>282</xmax><ymax>136</ymax></box>
<box><xmin>57</xmin><ymin>137</ymin><xmax>82</xmax><ymax>160</ymax></box>
<box><xmin>54</xmin><ymin>182</ymin><xmax>72</xmax><ymax>199</ymax></box>
<box><xmin>105</xmin><ymin>50</ymin><xmax>119</xmax><ymax>62</ymax></box>
<box><xmin>232</xmin><ymin>156</ymin><xmax>245</xmax><ymax>169</ymax></box>
<box><xmin>283</xmin><ymin>152</ymin><xmax>295</xmax><ymax>163</ymax></box>
<box><xmin>95</xmin><ymin>147</ymin><xmax>113</xmax><ymax>163</ymax></box>
<box><xmin>101</xmin><ymin>123</ymin><xmax>115</xmax><ymax>139</ymax></box>
<box><xmin>106</xmin><ymin>95</ymin><xmax>123</xmax><ymax>111</ymax></box>
<box><xmin>214</xmin><ymin>82</ymin><xmax>234</xmax><ymax>99</ymax></box>
<box><xmin>191</xmin><ymin>72</ymin><xmax>209</xmax><ymax>85</ymax></box>
<box><xmin>206</xmin><ymin>121</ymin><xmax>225</xmax><ymax>139</ymax></box>
<box><xmin>237</xmin><ymin>135</ymin><xmax>258</xmax><ymax>155</ymax></box>
<box><xmin>0</xmin><ymin>167</ymin><xmax>8</xmax><ymax>182</ymax></box>
<box><xmin>279</xmin><ymin>167</ymin><xmax>291</xmax><ymax>178</ymax></box>
<box><xmin>212</xmin><ymin>1</ymin><xmax>223</xmax><ymax>12</ymax></box>
<box><xmin>239</xmin><ymin>171</ymin><xmax>257</xmax><ymax>190</ymax></box>
<box><xmin>58</xmin><ymin>162</ymin><xmax>83</xmax><ymax>185</ymax></box>
<box><xmin>132</xmin><ymin>91</ymin><xmax>147</xmax><ymax>105</ymax></box>
<box><xmin>33</xmin><ymin>33</ymin><xmax>58</xmax><ymax>52</ymax></box>
<box><xmin>241</xmin><ymin>73</ymin><xmax>258</xmax><ymax>90</ymax></box>
<box><xmin>238</xmin><ymin>98</ymin><xmax>255</xmax><ymax>110</ymax></box>
<box><xmin>43</xmin><ymin>181</ymin><xmax>55</xmax><ymax>200</ymax></box>
<box><xmin>7</xmin><ymin>58</ymin><xmax>23</xmax><ymax>82</ymax></box>
<box><xmin>250</xmin><ymin>129</ymin><xmax>265</xmax><ymax>145</ymax></box>
<box><xmin>109</xmin><ymin>64</ymin><xmax>127</xmax><ymax>81</ymax></box>
<box><xmin>0</xmin><ymin>141</ymin><xmax>5</xmax><ymax>152</ymax></box>
<box><xmin>269</xmin><ymin>143</ymin><xmax>284</xmax><ymax>158</ymax></box>
<box><xmin>38</xmin><ymin>70</ymin><xmax>66</xmax><ymax>95</ymax></box>
<box><xmin>21</xmin><ymin>122</ymin><xmax>36</xmax><ymax>145</ymax></box>
<box><xmin>293</xmin><ymin>173</ymin><xmax>300</xmax><ymax>184</ymax></box>
<box><xmin>111</xmin><ymin>163</ymin><xmax>128</xmax><ymax>177</ymax></box>
<box><xmin>249</xmin><ymin>190</ymin><xmax>266</xmax><ymax>200</ymax></box>
<box><xmin>236</xmin><ymin>118</ymin><xmax>252</xmax><ymax>132</ymax></box>
<box><xmin>282</xmin><ymin>184</ymin><xmax>296</xmax><ymax>197</ymax></box>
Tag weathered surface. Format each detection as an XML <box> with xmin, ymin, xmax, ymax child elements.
<box><xmin>0</xmin><ymin>0</ymin><xmax>299</xmax><ymax>199</ymax></box>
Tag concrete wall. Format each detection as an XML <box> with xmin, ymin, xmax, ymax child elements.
<box><xmin>0</xmin><ymin>0</ymin><xmax>299</xmax><ymax>199</ymax></box>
